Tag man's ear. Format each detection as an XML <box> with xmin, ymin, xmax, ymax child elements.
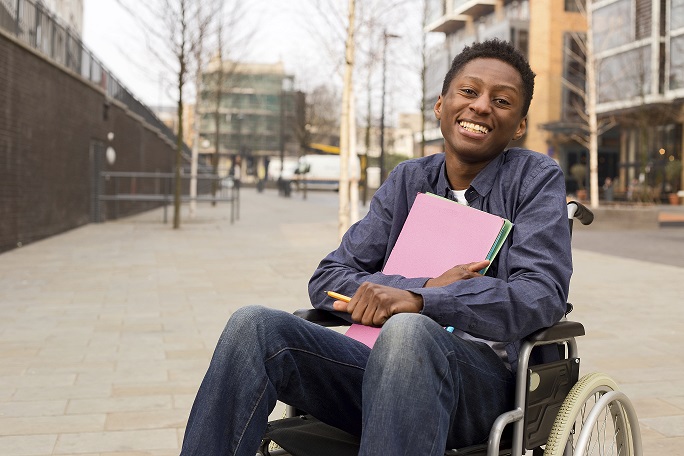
<box><xmin>434</xmin><ymin>95</ymin><xmax>443</xmax><ymax>120</ymax></box>
<box><xmin>512</xmin><ymin>117</ymin><xmax>527</xmax><ymax>141</ymax></box>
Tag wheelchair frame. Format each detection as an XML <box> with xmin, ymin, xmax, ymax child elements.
<box><xmin>260</xmin><ymin>202</ymin><xmax>643</xmax><ymax>456</ymax></box>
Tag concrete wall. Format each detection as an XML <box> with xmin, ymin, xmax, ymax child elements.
<box><xmin>0</xmin><ymin>31</ymin><xmax>175</xmax><ymax>254</ymax></box>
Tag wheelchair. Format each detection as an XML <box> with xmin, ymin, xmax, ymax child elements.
<box><xmin>259</xmin><ymin>201</ymin><xmax>643</xmax><ymax>456</ymax></box>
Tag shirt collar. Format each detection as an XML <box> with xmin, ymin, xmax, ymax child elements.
<box><xmin>437</xmin><ymin>151</ymin><xmax>507</xmax><ymax>201</ymax></box>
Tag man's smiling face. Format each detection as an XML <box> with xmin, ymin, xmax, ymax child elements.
<box><xmin>434</xmin><ymin>57</ymin><xmax>528</xmax><ymax>166</ymax></box>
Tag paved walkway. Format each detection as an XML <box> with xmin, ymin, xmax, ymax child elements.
<box><xmin>0</xmin><ymin>189</ymin><xmax>682</xmax><ymax>455</ymax></box>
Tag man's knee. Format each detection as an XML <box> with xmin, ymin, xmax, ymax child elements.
<box><xmin>376</xmin><ymin>313</ymin><xmax>436</xmax><ymax>347</ymax></box>
<box><xmin>216</xmin><ymin>305</ymin><xmax>276</xmax><ymax>347</ymax></box>
<box><xmin>228</xmin><ymin>304</ymin><xmax>271</xmax><ymax>326</ymax></box>
<box><xmin>369</xmin><ymin>314</ymin><xmax>445</xmax><ymax>371</ymax></box>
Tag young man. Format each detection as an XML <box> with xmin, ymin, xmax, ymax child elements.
<box><xmin>180</xmin><ymin>39</ymin><xmax>572</xmax><ymax>455</ymax></box>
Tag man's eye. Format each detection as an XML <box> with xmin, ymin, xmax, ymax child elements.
<box><xmin>494</xmin><ymin>98</ymin><xmax>511</xmax><ymax>106</ymax></box>
<box><xmin>461</xmin><ymin>88</ymin><xmax>476</xmax><ymax>96</ymax></box>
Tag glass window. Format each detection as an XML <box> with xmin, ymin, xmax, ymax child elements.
<box><xmin>562</xmin><ymin>33</ymin><xmax>586</xmax><ymax>120</ymax></box>
<box><xmin>635</xmin><ymin>0</ymin><xmax>651</xmax><ymax>39</ymax></box>
<box><xmin>598</xmin><ymin>46</ymin><xmax>651</xmax><ymax>103</ymax></box>
<box><xmin>670</xmin><ymin>35</ymin><xmax>684</xmax><ymax>90</ymax></box>
<box><xmin>426</xmin><ymin>0</ymin><xmax>444</xmax><ymax>24</ymax></box>
<box><xmin>512</xmin><ymin>28</ymin><xmax>529</xmax><ymax>60</ymax></box>
<box><xmin>565</xmin><ymin>0</ymin><xmax>584</xmax><ymax>12</ymax></box>
<box><xmin>593</xmin><ymin>0</ymin><xmax>632</xmax><ymax>53</ymax></box>
<box><xmin>426</xmin><ymin>47</ymin><xmax>449</xmax><ymax>97</ymax></box>
<box><xmin>673</xmin><ymin>0</ymin><xmax>684</xmax><ymax>30</ymax></box>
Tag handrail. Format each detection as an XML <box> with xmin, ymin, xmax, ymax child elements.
<box><xmin>96</xmin><ymin>172</ymin><xmax>240</xmax><ymax>224</ymax></box>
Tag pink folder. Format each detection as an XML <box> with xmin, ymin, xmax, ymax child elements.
<box><xmin>345</xmin><ymin>192</ymin><xmax>511</xmax><ymax>347</ymax></box>
<box><xmin>382</xmin><ymin>192</ymin><xmax>507</xmax><ymax>277</ymax></box>
<box><xmin>344</xmin><ymin>324</ymin><xmax>382</xmax><ymax>348</ymax></box>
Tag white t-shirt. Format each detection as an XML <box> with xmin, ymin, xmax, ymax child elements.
<box><xmin>450</xmin><ymin>189</ymin><xmax>468</xmax><ymax>205</ymax></box>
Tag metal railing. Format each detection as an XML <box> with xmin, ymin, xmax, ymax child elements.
<box><xmin>97</xmin><ymin>172</ymin><xmax>240</xmax><ymax>224</ymax></box>
<box><xmin>0</xmin><ymin>0</ymin><xmax>180</xmax><ymax>148</ymax></box>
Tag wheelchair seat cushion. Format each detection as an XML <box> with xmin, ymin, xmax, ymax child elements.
<box><xmin>265</xmin><ymin>415</ymin><xmax>360</xmax><ymax>456</ymax></box>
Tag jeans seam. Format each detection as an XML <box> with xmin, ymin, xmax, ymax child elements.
<box><xmin>233</xmin><ymin>377</ymin><xmax>268</xmax><ymax>456</ymax></box>
<box><xmin>264</xmin><ymin>346</ymin><xmax>366</xmax><ymax>371</ymax></box>
<box><xmin>428</xmin><ymin>349</ymin><xmax>456</xmax><ymax>455</ymax></box>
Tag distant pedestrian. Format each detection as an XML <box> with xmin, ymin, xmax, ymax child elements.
<box><xmin>603</xmin><ymin>177</ymin><xmax>614</xmax><ymax>202</ymax></box>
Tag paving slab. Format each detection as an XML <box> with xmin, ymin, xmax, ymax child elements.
<box><xmin>0</xmin><ymin>188</ymin><xmax>681</xmax><ymax>455</ymax></box>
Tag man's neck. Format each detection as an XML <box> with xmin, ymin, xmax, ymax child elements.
<box><xmin>445</xmin><ymin>157</ymin><xmax>492</xmax><ymax>190</ymax></box>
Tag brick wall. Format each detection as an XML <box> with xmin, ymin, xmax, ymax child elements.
<box><xmin>0</xmin><ymin>32</ymin><xmax>175</xmax><ymax>254</ymax></box>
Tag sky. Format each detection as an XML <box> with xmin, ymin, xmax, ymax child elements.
<box><xmin>82</xmin><ymin>0</ymin><xmax>425</xmax><ymax>118</ymax></box>
<box><xmin>82</xmin><ymin>0</ymin><xmax>329</xmax><ymax>107</ymax></box>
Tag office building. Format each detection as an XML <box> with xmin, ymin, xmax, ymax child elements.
<box><xmin>197</xmin><ymin>60</ymin><xmax>301</xmax><ymax>180</ymax></box>
<box><xmin>591</xmin><ymin>0</ymin><xmax>684</xmax><ymax>201</ymax></box>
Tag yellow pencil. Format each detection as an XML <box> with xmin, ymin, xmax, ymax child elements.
<box><xmin>325</xmin><ymin>290</ymin><xmax>351</xmax><ymax>303</ymax></box>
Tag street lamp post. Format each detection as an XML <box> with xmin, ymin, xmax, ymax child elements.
<box><xmin>380</xmin><ymin>30</ymin><xmax>399</xmax><ymax>185</ymax></box>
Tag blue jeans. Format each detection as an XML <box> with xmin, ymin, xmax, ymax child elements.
<box><xmin>180</xmin><ymin>305</ymin><xmax>515</xmax><ymax>456</ymax></box>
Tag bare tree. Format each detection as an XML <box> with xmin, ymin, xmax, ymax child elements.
<box><xmin>164</xmin><ymin>0</ymin><xmax>205</xmax><ymax>228</ymax></box>
<box><xmin>210</xmin><ymin>17</ymin><xmax>226</xmax><ymax>205</ymax></box>
<box><xmin>301</xmin><ymin>0</ymin><xmax>423</xmax><ymax>232</ymax></box>
<box><xmin>115</xmin><ymin>0</ymin><xmax>217</xmax><ymax>228</ymax></box>
<box><xmin>419</xmin><ymin>0</ymin><xmax>428</xmax><ymax>157</ymax></box>
<box><xmin>189</xmin><ymin>0</ymin><xmax>220</xmax><ymax>218</ymax></box>
<box><xmin>339</xmin><ymin>0</ymin><xmax>356</xmax><ymax>239</ymax></box>
<box><xmin>291</xmin><ymin>85</ymin><xmax>341</xmax><ymax>151</ymax></box>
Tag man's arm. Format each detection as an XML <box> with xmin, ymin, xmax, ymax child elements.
<box><xmin>330</xmin><ymin>259</ymin><xmax>491</xmax><ymax>326</ymax></box>
<box><xmin>307</xmin><ymin>170</ymin><xmax>429</xmax><ymax>311</ymax></box>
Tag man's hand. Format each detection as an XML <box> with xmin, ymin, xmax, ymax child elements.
<box><xmin>332</xmin><ymin>282</ymin><xmax>423</xmax><ymax>327</ymax></box>
<box><xmin>424</xmin><ymin>260</ymin><xmax>490</xmax><ymax>288</ymax></box>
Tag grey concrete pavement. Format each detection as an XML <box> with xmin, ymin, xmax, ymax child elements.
<box><xmin>0</xmin><ymin>188</ymin><xmax>682</xmax><ymax>455</ymax></box>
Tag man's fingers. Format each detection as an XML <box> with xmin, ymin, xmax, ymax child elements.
<box><xmin>332</xmin><ymin>300</ymin><xmax>348</xmax><ymax>312</ymax></box>
<box><xmin>467</xmin><ymin>260</ymin><xmax>490</xmax><ymax>272</ymax></box>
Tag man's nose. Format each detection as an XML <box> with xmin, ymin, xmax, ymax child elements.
<box><xmin>469</xmin><ymin>94</ymin><xmax>492</xmax><ymax>114</ymax></box>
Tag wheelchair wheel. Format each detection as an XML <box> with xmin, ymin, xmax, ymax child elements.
<box><xmin>544</xmin><ymin>372</ymin><xmax>641</xmax><ymax>456</ymax></box>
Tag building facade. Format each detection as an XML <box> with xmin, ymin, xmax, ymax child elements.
<box><xmin>197</xmin><ymin>60</ymin><xmax>301</xmax><ymax>181</ymax></box>
<box><xmin>39</xmin><ymin>0</ymin><xmax>83</xmax><ymax>34</ymax></box>
<box><xmin>424</xmin><ymin>1</ymin><xmax>589</xmax><ymax>188</ymax></box>
<box><xmin>425</xmin><ymin>0</ymin><xmax>684</xmax><ymax>202</ymax></box>
<box><xmin>591</xmin><ymin>0</ymin><xmax>684</xmax><ymax>201</ymax></box>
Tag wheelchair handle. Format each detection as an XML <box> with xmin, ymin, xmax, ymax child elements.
<box><xmin>567</xmin><ymin>201</ymin><xmax>594</xmax><ymax>226</ymax></box>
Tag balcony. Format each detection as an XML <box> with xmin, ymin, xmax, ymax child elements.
<box><xmin>452</xmin><ymin>0</ymin><xmax>497</xmax><ymax>17</ymax></box>
<box><xmin>425</xmin><ymin>0</ymin><xmax>499</xmax><ymax>34</ymax></box>
<box><xmin>425</xmin><ymin>13</ymin><xmax>469</xmax><ymax>34</ymax></box>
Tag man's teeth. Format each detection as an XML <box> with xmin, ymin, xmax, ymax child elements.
<box><xmin>459</xmin><ymin>121</ymin><xmax>489</xmax><ymax>134</ymax></box>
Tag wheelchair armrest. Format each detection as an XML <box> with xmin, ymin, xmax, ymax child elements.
<box><xmin>526</xmin><ymin>320</ymin><xmax>585</xmax><ymax>344</ymax></box>
<box><xmin>293</xmin><ymin>308</ymin><xmax>352</xmax><ymax>327</ymax></box>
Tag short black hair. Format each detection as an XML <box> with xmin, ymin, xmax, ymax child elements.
<box><xmin>441</xmin><ymin>39</ymin><xmax>536</xmax><ymax>117</ymax></box>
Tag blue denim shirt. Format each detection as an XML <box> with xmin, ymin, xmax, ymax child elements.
<box><xmin>308</xmin><ymin>148</ymin><xmax>572</xmax><ymax>370</ymax></box>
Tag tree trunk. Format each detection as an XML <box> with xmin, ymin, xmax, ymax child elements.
<box><xmin>338</xmin><ymin>0</ymin><xmax>355</xmax><ymax>240</ymax></box>
<box><xmin>174</xmin><ymin>53</ymin><xmax>185</xmax><ymax>229</ymax></box>
<box><xmin>585</xmin><ymin>0</ymin><xmax>599</xmax><ymax>209</ymax></box>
